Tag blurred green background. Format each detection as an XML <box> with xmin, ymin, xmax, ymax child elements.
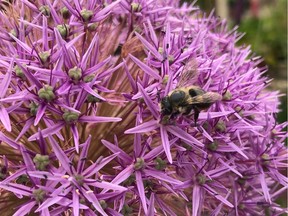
<box><xmin>181</xmin><ymin>0</ymin><xmax>287</xmax><ymax>124</ymax></box>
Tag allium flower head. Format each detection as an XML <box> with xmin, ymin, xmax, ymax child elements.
<box><xmin>0</xmin><ymin>0</ymin><xmax>287</xmax><ymax>215</ymax></box>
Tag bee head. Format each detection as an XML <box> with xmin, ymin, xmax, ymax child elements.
<box><xmin>160</xmin><ymin>96</ymin><xmax>172</xmax><ymax>115</ymax></box>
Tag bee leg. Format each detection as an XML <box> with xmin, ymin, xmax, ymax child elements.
<box><xmin>171</xmin><ymin>111</ymin><xmax>180</xmax><ymax>120</ymax></box>
<box><xmin>193</xmin><ymin>109</ymin><xmax>200</xmax><ymax>126</ymax></box>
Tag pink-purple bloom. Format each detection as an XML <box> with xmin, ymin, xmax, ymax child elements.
<box><xmin>0</xmin><ymin>0</ymin><xmax>287</xmax><ymax>215</ymax></box>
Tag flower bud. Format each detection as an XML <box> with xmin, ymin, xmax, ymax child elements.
<box><xmin>134</xmin><ymin>158</ymin><xmax>145</xmax><ymax>170</ymax></box>
<box><xmin>131</xmin><ymin>3</ymin><xmax>142</xmax><ymax>12</ymax></box>
<box><xmin>56</xmin><ymin>24</ymin><xmax>69</xmax><ymax>39</ymax></box>
<box><xmin>154</xmin><ymin>157</ymin><xmax>167</xmax><ymax>170</ymax></box>
<box><xmin>60</xmin><ymin>7</ymin><xmax>71</xmax><ymax>19</ymax></box>
<box><xmin>39</xmin><ymin>51</ymin><xmax>50</xmax><ymax>66</ymax></box>
<box><xmin>80</xmin><ymin>9</ymin><xmax>94</xmax><ymax>22</ymax></box>
<box><xmin>33</xmin><ymin>154</ymin><xmax>50</xmax><ymax>171</ymax></box>
<box><xmin>29</xmin><ymin>102</ymin><xmax>39</xmax><ymax>116</ymax></box>
<box><xmin>62</xmin><ymin>111</ymin><xmax>79</xmax><ymax>123</ymax></box>
<box><xmin>39</xmin><ymin>5</ymin><xmax>50</xmax><ymax>17</ymax></box>
<box><xmin>38</xmin><ymin>85</ymin><xmax>55</xmax><ymax>102</ymax></box>
<box><xmin>215</xmin><ymin>120</ymin><xmax>226</xmax><ymax>132</ymax></box>
<box><xmin>32</xmin><ymin>189</ymin><xmax>46</xmax><ymax>203</ymax></box>
<box><xmin>68</xmin><ymin>66</ymin><xmax>82</xmax><ymax>82</ymax></box>
<box><xmin>14</xmin><ymin>65</ymin><xmax>25</xmax><ymax>79</ymax></box>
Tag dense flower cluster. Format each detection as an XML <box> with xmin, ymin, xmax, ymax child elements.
<box><xmin>0</xmin><ymin>0</ymin><xmax>287</xmax><ymax>215</ymax></box>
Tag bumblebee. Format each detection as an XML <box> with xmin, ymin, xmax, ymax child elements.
<box><xmin>160</xmin><ymin>59</ymin><xmax>222</xmax><ymax>124</ymax></box>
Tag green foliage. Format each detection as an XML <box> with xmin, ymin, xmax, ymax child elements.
<box><xmin>238</xmin><ymin>0</ymin><xmax>287</xmax><ymax>67</ymax></box>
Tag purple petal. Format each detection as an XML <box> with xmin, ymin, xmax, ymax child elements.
<box><xmin>102</xmin><ymin>165</ymin><xmax>134</xmax><ymax>193</ymax></box>
<box><xmin>192</xmin><ymin>185</ymin><xmax>200</xmax><ymax>216</ymax></box>
<box><xmin>0</xmin><ymin>132</ymin><xmax>21</xmax><ymax>149</ymax></box>
<box><xmin>143</xmin><ymin>169</ymin><xmax>182</xmax><ymax>185</ymax></box>
<box><xmin>137</xmin><ymin>83</ymin><xmax>159</xmax><ymax>119</ymax></box>
<box><xmin>93</xmin><ymin>0</ymin><xmax>121</xmax><ymax>21</ymax></box>
<box><xmin>160</xmin><ymin>125</ymin><xmax>172</xmax><ymax>164</ymax></box>
<box><xmin>0</xmin><ymin>60</ymin><xmax>12</xmax><ymax>98</ymax></box>
<box><xmin>135</xmin><ymin>171</ymin><xmax>148</xmax><ymax>214</ymax></box>
<box><xmin>125</xmin><ymin>120</ymin><xmax>158</xmax><ymax>134</ymax></box>
<box><xmin>0</xmin><ymin>106</ymin><xmax>11</xmax><ymax>131</ymax></box>
<box><xmin>37</xmin><ymin>183</ymin><xmax>72</xmax><ymax>212</ymax></box>
<box><xmin>101</xmin><ymin>139</ymin><xmax>132</xmax><ymax>163</ymax></box>
<box><xmin>28</xmin><ymin>122</ymin><xmax>65</xmax><ymax>141</ymax></box>
<box><xmin>34</xmin><ymin>103</ymin><xmax>47</xmax><ymax>126</ymax></box>
<box><xmin>129</xmin><ymin>54</ymin><xmax>161</xmax><ymax>80</ymax></box>
<box><xmin>259</xmin><ymin>172</ymin><xmax>272</xmax><ymax>203</ymax></box>
<box><xmin>79</xmin><ymin>116</ymin><xmax>121</xmax><ymax>123</ymax></box>
<box><xmin>83</xmin><ymin>154</ymin><xmax>118</xmax><ymax>178</ymax></box>
<box><xmin>73</xmin><ymin>190</ymin><xmax>80</xmax><ymax>216</ymax></box>
<box><xmin>16</xmin><ymin>118</ymin><xmax>34</xmax><ymax>141</ymax></box>
<box><xmin>134</xmin><ymin>32</ymin><xmax>163</xmax><ymax>60</ymax></box>
<box><xmin>81</xmin><ymin>186</ymin><xmax>108</xmax><ymax>216</ymax></box>
<box><xmin>81</xmin><ymin>34</ymin><xmax>98</xmax><ymax>70</ymax></box>
<box><xmin>48</xmin><ymin>136</ymin><xmax>74</xmax><ymax>175</ymax></box>
<box><xmin>89</xmin><ymin>180</ymin><xmax>127</xmax><ymax>192</ymax></box>
<box><xmin>147</xmin><ymin>193</ymin><xmax>155</xmax><ymax>216</ymax></box>
<box><xmin>13</xmin><ymin>201</ymin><xmax>36</xmax><ymax>216</ymax></box>
<box><xmin>77</xmin><ymin>136</ymin><xmax>91</xmax><ymax>173</ymax></box>
<box><xmin>204</xmin><ymin>185</ymin><xmax>234</xmax><ymax>207</ymax></box>
<box><xmin>71</xmin><ymin>125</ymin><xmax>80</xmax><ymax>153</ymax></box>
<box><xmin>80</xmin><ymin>83</ymin><xmax>106</xmax><ymax>101</ymax></box>
<box><xmin>0</xmin><ymin>183</ymin><xmax>32</xmax><ymax>196</ymax></box>
<box><xmin>166</xmin><ymin>126</ymin><xmax>204</xmax><ymax>147</ymax></box>
<box><xmin>0</xmin><ymin>167</ymin><xmax>26</xmax><ymax>184</ymax></box>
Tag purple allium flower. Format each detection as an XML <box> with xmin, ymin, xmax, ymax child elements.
<box><xmin>0</xmin><ymin>0</ymin><xmax>287</xmax><ymax>215</ymax></box>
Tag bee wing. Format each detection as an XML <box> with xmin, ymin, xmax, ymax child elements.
<box><xmin>187</xmin><ymin>92</ymin><xmax>222</xmax><ymax>104</ymax></box>
<box><xmin>177</xmin><ymin>58</ymin><xmax>198</xmax><ymax>88</ymax></box>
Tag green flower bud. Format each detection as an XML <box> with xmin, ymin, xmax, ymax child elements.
<box><xmin>56</xmin><ymin>24</ymin><xmax>69</xmax><ymax>39</ymax></box>
<box><xmin>154</xmin><ymin>157</ymin><xmax>167</xmax><ymax>170</ymax></box>
<box><xmin>16</xmin><ymin>174</ymin><xmax>29</xmax><ymax>184</ymax></box>
<box><xmin>134</xmin><ymin>158</ymin><xmax>145</xmax><ymax>170</ymax></box>
<box><xmin>87</xmin><ymin>89</ymin><xmax>103</xmax><ymax>103</ymax></box>
<box><xmin>168</xmin><ymin>55</ymin><xmax>174</xmax><ymax>63</ymax></box>
<box><xmin>0</xmin><ymin>166</ymin><xmax>7</xmax><ymax>180</ymax></box>
<box><xmin>39</xmin><ymin>51</ymin><xmax>50</xmax><ymax>65</ymax></box>
<box><xmin>123</xmin><ymin>174</ymin><xmax>135</xmax><ymax>186</ymax></box>
<box><xmin>88</xmin><ymin>23</ymin><xmax>98</xmax><ymax>31</ymax></box>
<box><xmin>62</xmin><ymin>111</ymin><xmax>79</xmax><ymax>123</ymax></box>
<box><xmin>80</xmin><ymin>9</ymin><xmax>94</xmax><ymax>22</ymax></box>
<box><xmin>207</xmin><ymin>141</ymin><xmax>218</xmax><ymax>151</ymax></box>
<box><xmin>158</xmin><ymin>47</ymin><xmax>164</xmax><ymax>55</ymax></box>
<box><xmin>33</xmin><ymin>154</ymin><xmax>50</xmax><ymax>171</ymax></box>
<box><xmin>39</xmin><ymin>5</ymin><xmax>50</xmax><ymax>17</ymax></box>
<box><xmin>60</xmin><ymin>7</ymin><xmax>71</xmax><ymax>19</ymax></box>
<box><xmin>29</xmin><ymin>102</ymin><xmax>39</xmax><ymax>116</ymax></box>
<box><xmin>196</xmin><ymin>174</ymin><xmax>206</xmax><ymax>185</ymax></box>
<box><xmin>10</xmin><ymin>29</ymin><xmax>18</xmax><ymax>39</ymax></box>
<box><xmin>215</xmin><ymin>120</ymin><xmax>226</xmax><ymax>132</ymax></box>
<box><xmin>261</xmin><ymin>153</ymin><xmax>270</xmax><ymax>166</ymax></box>
<box><xmin>131</xmin><ymin>3</ymin><xmax>142</xmax><ymax>12</ymax></box>
<box><xmin>100</xmin><ymin>200</ymin><xmax>108</xmax><ymax>209</ymax></box>
<box><xmin>14</xmin><ymin>65</ymin><xmax>25</xmax><ymax>79</ymax></box>
<box><xmin>33</xmin><ymin>189</ymin><xmax>46</xmax><ymax>203</ymax></box>
<box><xmin>162</xmin><ymin>75</ymin><xmax>169</xmax><ymax>85</ymax></box>
<box><xmin>121</xmin><ymin>205</ymin><xmax>133</xmax><ymax>215</ymax></box>
<box><xmin>74</xmin><ymin>174</ymin><xmax>84</xmax><ymax>186</ymax></box>
<box><xmin>238</xmin><ymin>203</ymin><xmax>245</xmax><ymax>210</ymax></box>
<box><xmin>38</xmin><ymin>85</ymin><xmax>55</xmax><ymax>102</ymax></box>
<box><xmin>83</xmin><ymin>74</ymin><xmax>95</xmax><ymax>83</ymax></box>
<box><xmin>68</xmin><ymin>66</ymin><xmax>82</xmax><ymax>82</ymax></box>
